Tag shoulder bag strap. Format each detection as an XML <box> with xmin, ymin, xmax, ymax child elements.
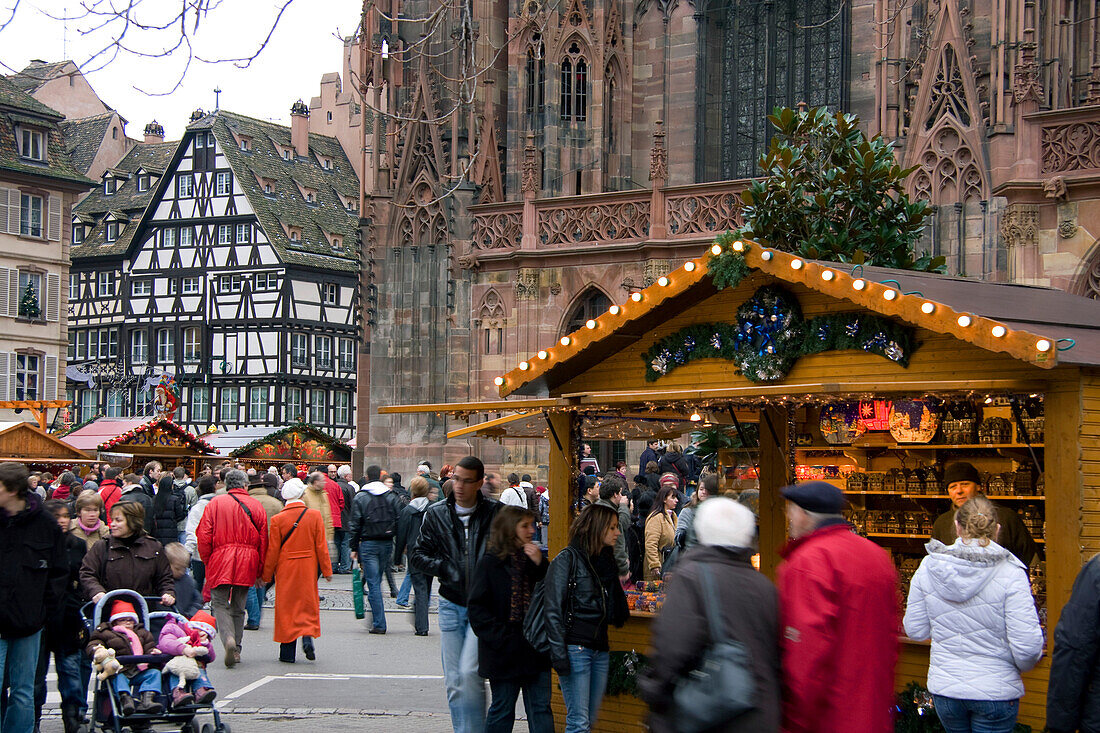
<box><xmin>697</xmin><ymin>564</ymin><xmax>727</xmax><ymax>644</ymax></box>
<box><xmin>228</xmin><ymin>493</ymin><xmax>262</xmax><ymax>539</ymax></box>
<box><xmin>278</xmin><ymin>508</ymin><xmax>310</xmax><ymax>552</ymax></box>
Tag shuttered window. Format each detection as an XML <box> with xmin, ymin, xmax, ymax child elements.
<box><xmin>44</xmin><ymin>354</ymin><xmax>57</xmax><ymax>400</ymax></box>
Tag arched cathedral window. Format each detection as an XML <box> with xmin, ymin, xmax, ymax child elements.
<box><xmin>525</xmin><ymin>38</ymin><xmax>546</xmax><ymax>130</ymax></box>
<box><xmin>562</xmin><ymin>287</ymin><xmax>609</xmax><ymax>336</ymax></box>
<box><xmin>698</xmin><ymin>0</ymin><xmax>847</xmax><ymax>181</ymax></box>
<box><xmin>560</xmin><ymin>42</ymin><xmax>588</xmax><ymax>123</ymax></box>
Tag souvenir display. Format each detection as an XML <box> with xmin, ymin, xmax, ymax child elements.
<box><xmin>858</xmin><ymin>400</ymin><xmax>892</xmax><ymax>431</ymax></box>
<box><xmin>978</xmin><ymin>416</ymin><xmax>1012</xmax><ymax>443</ymax></box>
<box><xmin>888</xmin><ymin>399</ymin><xmax>941</xmax><ymax>444</ymax></box>
<box><xmin>820</xmin><ymin>402</ymin><xmax>866</xmax><ymax>445</ymax></box>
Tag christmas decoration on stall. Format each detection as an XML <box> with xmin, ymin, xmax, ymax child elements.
<box><xmin>642</xmin><ymin>284</ymin><xmax>916</xmax><ymax>383</ymax></box>
<box><xmin>152</xmin><ymin>373</ymin><xmax>180</xmax><ymax>421</ymax></box>
<box><xmin>605</xmin><ymin>650</ymin><xmax>646</xmax><ymax>697</ymax></box>
<box><xmin>18</xmin><ymin>282</ymin><xmax>40</xmax><ymax>319</ymax></box>
<box><xmin>820</xmin><ymin>402</ymin><xmax>865</xmax><ymax>445</ymax></box>
<box><xmin>706</xmin><ymin>231</ymin><xmax>753</xmax><ymax>290</ymax></box>
<box><xmin>888</xmin><ymin>399</ymin><xmax>941</xmax><ymax>444</ymax></box>
<box><xmin>858</xmin><ymin>400</ymin><xmax>892</xmax><ymax>431</ymax></box>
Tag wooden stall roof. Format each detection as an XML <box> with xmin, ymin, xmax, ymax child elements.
<box><xmin>496</xmin><ymin>241</ymin><xmax>1100</xmax><ymax>399</ymax></box>
<box><xmin>446</xmin><ymin>411</ymin><xmax>702</xmax><ymax>440</ymax></box>
<box><xmin>60</xmin><ymin>417</ymin><xmax>216</xmax><ymax>454</ymax></box>
<box><xmin>207</xmin><ymin>423</ymin><xmax>351</xmax><ymax>463</ymax></box>
<box><xmin>0</xmin><ymin>421</ymin><xmax>94</xmax><ymax>462</ymax></box>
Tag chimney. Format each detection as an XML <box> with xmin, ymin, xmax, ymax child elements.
<box><xmin>290</xmin><ymin>100</ymin><xmax>309</xmax><ymax>159</ymax></box>
<box><xmin>143</xmin><ymin>120</ymin><xmax>165</xmax><ymax>144</ymax></box>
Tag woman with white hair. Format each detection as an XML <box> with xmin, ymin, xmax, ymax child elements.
<box><xmin>638</xmin><ymin>498</ymin><xmax>780</xmax><ymax>733</ymax></box>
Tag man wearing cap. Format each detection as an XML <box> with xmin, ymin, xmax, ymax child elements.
<box><xmin>931</xmin><ymin>462</ymin><xmax>1038</xmax><ymax>567</ymax></box>
<box><xmin>778</xmin><ymin>480</ymin><xmax>899</xmax><ymax>733</ymax></box>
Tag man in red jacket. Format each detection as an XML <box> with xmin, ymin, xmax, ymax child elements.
<box><xmin>778</xmin><ymin>481</ymin><xmax>899</xmax><ymax>733</ymax></box>
<box><xmin>97</xmin><ymin>467</ymin><xmax>123</xmax><ymax>515</ymax></box>
<box><xmin>196</xmin><ymin>468</ymin><xmax>268</xmax><ymax>668</ymax></box>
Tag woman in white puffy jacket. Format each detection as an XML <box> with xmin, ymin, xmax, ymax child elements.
<box><xmin>904</xmin><ymin>495</ymin><xmax>1044</xmax><ymax>733</ymax></box>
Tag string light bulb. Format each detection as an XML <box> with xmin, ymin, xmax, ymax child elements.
<box><xmin>585</xmin><ymin>319</ymin><xmax>597</xmax><ymax>329</ymax></box>
<box><xmin>761</xmin><ymin>250</ymin><xmax>773</xmax><ymax>261</ymax></box>
<box><xmin>689</xmin><ymin>411</ymin><xmax>702</xmax><ymax>422</ymax></box>
<box><xmin>631</xmin><ymin>292</ymin><xmax>643</xmax><ymax>302</ymax></box>
<box><xmin>991</xmin><ymin>325</ymin><xmax>1006</xmax><ymax>338</ymax></box>
<box><xmin>494</xmin><ymin>376</ymin><xmax>504</xmax><ymax>386</ymax></box>
<box><xmin>560</xmin><ymin>336</ymin><xmax>571</xmax><ymax>346</ymax></box>
<box><xmin>519</xmin><ymin>361</ymin><xmax>529</xmax><ymax>371</ymax></box>
<box><xmin>537</xmin><ymin>350</ymin><xmax>548</xmax><ymax>360</ymax></box>
<box><xmin>657</xmin><ymin>276</ymin><xmax>669</xmax><ymax>287</ymax></box>
<box><xmin>1036</xmin><ymin>339</ymin><xmax>1052</xmax><ymax>352</ymax></box>
<box><xmin>608</xmin><ymin>305</ymin><xmax>621</xmax><ymax>315</ymax></box>
<box><xmin>790</xmin><ymin>259</ymin><xmax>803</xmax><ymax>270</ymax></box>
<box><xmin>883</xmin><ymin>289</ymin><xmax>897</xmax><ymax>301</ymax></box>
<box><xmin>821</xmin><ymin>270</ymin><xmax>834</xmax><ymax>281</ymax></box>
<box><xmin>921</xmin><ymin>302</ymin><xmax>935</xmax><ymax>314</ymax></box>
<box><xmin>732</xmin><ymin>240</ymin><xmax>745</xmax><ymax>252</ymax></box>
<box><xmin>853</xmin><ymin>279</ymin><xmax>866</xmax><ymax>291</ymax></box>
<box><xmin>684</xmin><ymin>261</ymin><xmax>696</xmax><ymax>272</ymax></box>
<box><xmin>711</xmin><ymin>243</ymin><xmax>722</xmax><ymax>255</ymax></box>
<box><xmin>957</xmin><ymin>315</ymin><xmax>972</xmax><ymax>327</ymax></box>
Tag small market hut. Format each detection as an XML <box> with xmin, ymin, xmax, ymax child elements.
<box><xmin>0</xmin><ymin>421</ymin><xmax>96</xmax><ymax>470</ymax></box>
<box><xmin>61</xmin><ymin>416</ymin><xmax>217</xmax><ymax>474</ymax></box>
<box><xmin>203</xmin><ymin>424</ymin><xmax>352</xmax><ymax>470</ymax></box>
<box><xmin>382</xmin><ymin>238</ymin><xmax>1100</xmax><ymax>731</ymax></box>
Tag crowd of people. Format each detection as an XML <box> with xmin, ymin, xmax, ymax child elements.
<box><xmin>6</xmin><ymin>449</ymin><xmax>1100</xmax><ymax>733</ymax></box>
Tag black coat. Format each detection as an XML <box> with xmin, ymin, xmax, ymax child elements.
<box><xmin>1048</xmin><ymin>554</ymin><xmax>1100</xmax><ymax>733</ymax></box>
<box><xmin>152</xmin><ymin>483</ymin><xmax>186</xmax><ymax>548</ymax></box>
<box><xmin>0</xmin><ymin>493</ymin><xmax>68</xmax><ymax>639</ymax></box>
<box><xmin>43</xmin><ymin>532</ymin><xmax>88</xmax><ymax>654</ymax></box>
<box><xmin>409</xmin><ymin>493</ymin><xmax>501</xmax><ymax>606</ymax></box>
<box><xmin>543</xmin><ymin>542</ymin><xmax>628</xmax><ymax>675</ymax></box>
<box><xmin>639</xmin><ymin>545</ymin><xmax>781</xmax><ymax>733</ymax></box>
<box><xmin>117</xmin><ymin>488</ymin><xmax>155</xmax><ymax>534</ymax></box>
<box><xmin>394</xmin><ymin>500</ymin><xmax>429</xmax><ymax>564</ymax></box>
<box><xmin>467</xmin><ymin>551</ymin><xmax>549</xmax><ymax>680</ymax></box>
<box><xmin>657</xmin><ymin>453</ymin><xmax>691</xmax><ymax>489</ymax></box>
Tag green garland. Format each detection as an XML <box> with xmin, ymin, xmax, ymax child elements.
<box><xmin>706</xmin><ymin>231</ymin><xmax>753</xmax><ymax>290</ymax></box>
<box><xmin>642</xmin><ymin>284</ymin><xmax>916</xmax><ymax>383</ymax></box>
<box><xmin>605</xmin><ymin>650</ymin><xmax>646</xmax><ymax>697</ymax></box>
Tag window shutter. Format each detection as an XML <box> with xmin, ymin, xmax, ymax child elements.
<box><xmin>0</xmin><ymin>352</ymin><xmax>9</xmax><ymax>400</ymax></box>
<box><xmin>45</xmin><ymin>273</ymin><xmax>60</xmax><ymax>322</ymax></box>
<box><xmin>44</xmin><ymin>354</ymin><xmax>57</xmax><ymax>399</ymax></box>
<box><xmin>0</xmin><ymin>267</ymin><xmax>10</xmax><ymax>318</ymax></box>
<box><xmin>7</xmin><ymin>270</ymin><xmax>18</xmax><ymax>318</ymax></box>
<box><xmin>47</xmin><ymin>195</ymin><xmax>62</xmax><ymax>241</ymax></box>
<box><xmin>0</xmin><ymin>188</ymin><xmax>11</xmax><ymax>234</ymax></box>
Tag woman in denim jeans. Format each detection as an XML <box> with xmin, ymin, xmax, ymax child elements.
<box><xmin>904</xmin><ymin>496</ymin><xmax>1044</xmax><ymax>733</ymax></box>
<box><xmin>543</xmin><ymin>504</ymin><xmax>629</xmax><ymax>733</ymax></box>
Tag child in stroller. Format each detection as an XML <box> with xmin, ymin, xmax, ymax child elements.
<box><xmin>157</xmin><ymin>610</ymin><xmax>218</xmax><ymax>707</ymax></box>
<box><xmin>86</xmin><ymin>599</ymin><xmax>163</xmax><ymax>716</ymax></box>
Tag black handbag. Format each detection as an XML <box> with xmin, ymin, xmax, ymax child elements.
<box><xmin>672</xmin><ymin>564</ymin><xmax>756</xmax><ymax>732</ymax></box>
<box><xmin>523</xmin><ymin>548</ymin><xmax>576</xmax><ymax>653</ymax></box>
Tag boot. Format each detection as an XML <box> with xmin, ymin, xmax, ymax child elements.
<box><xmin>135</xmin><ymin>691</ymin><xmax>163</xmax><ymax>715</ymax></box>
<box><xmin>117</xmin><ymin>691</ymin><xmax>136</xmax><ymax>717</ymax></box>
<box><xmin>61</xmin><ymin>702</ymin><xmax>82</xmax><ymax>733</ymax></box>
<box><xmin>170</xmin><ymin>687</ymin><xmax>194</xmax><ymax>708</ymax></box>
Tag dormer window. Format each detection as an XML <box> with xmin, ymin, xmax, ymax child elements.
<box><xmin>318</xmin><ymin>156</ymin><xmax>333</xmax><ymax>170</ymax></box>
<box><xmin>72</xmin><ymin>224</ymin><xmax>84</xmax><ymax>244</ymax></box>
<box><xmin>282</xmin><ymin>149</ymin><xmax>292</xmax><ymax>161</ymax></box>
<box><xmin>104</xmin><ymin>177</ymin><xmax>117</xmax><ymax>195</ymax></box>
<box><xmin>137</xmin><ymin>174</ymin><xmax>150</xmax><ymax>192</ymax></box>
<box><xmin>17</xmin><ymin>127</ymin><xmax>45</xmax><ymax>162</ymax></box>
<box><xmin>287</xmin><ymin>226</ymin><xmax>301</xmax><ymax>243</ymax></box>
<box><xmin>240</xmin><ymin>140</ymin><xmax>250</xmax><ymax>151</ymax></box>
<box><xmin>331</xmin><ymin>236</ymin><xmax>342</xmax><ymax>250</ymax></box>
<box><xmin>305</xmin><ymin>191</ymin><xmax>316</xmax><ymax>204</ymax></box>
<box><xmin>106</xmin><ymin>221</ymin><xmax>120</xmax><ymax>242</ymax></box>
<box><xmin>264</xmin><ymin>183</ymin><xmax>273</xmax><ymax>195</ymax></box>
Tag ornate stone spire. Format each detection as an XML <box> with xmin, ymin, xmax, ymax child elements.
<box><xmin>649</xmin><ymin>120</ymin><xmax>668</xmax><ymax>183</ymax></box>
<box><xmin>521</xmin><ymin>131</ymin><xmax>539</xmax><ymax>194</ymax></box>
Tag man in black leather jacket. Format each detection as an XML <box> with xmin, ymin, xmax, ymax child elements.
<box><xmin>409</xmin><ymin>455</ymin><xmax>500</xmax><ymax>733</ymax></box>
<box><xmin>1048</xmin><ymin>554</ymin><xmax>1100</xmax><ymax>733</ymax></box>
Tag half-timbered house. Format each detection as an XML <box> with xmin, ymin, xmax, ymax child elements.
<box><xmin>68</xmin><ymin>105</ymin><xmax>360</xmax><ymax>439</ymax></box>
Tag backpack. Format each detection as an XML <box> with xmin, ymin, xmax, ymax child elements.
<box><xmin>360</xmin><ymin>491</ymin><xmax>398</xmax><ymax>539</ymax></box>
<box><xmin>538</xmin><ymin>493</ymin><xmax>550</xmax><ymax>525</ymax></box>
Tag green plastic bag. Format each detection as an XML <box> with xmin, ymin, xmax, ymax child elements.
<box><xmin>352</xmin><ymin>566</ymin><xmax>365</xmax><ymax>619</ymax></box>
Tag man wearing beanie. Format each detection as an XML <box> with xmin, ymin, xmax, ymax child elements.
<box><xmin>931</xmin><ymin>462</ymin><xmax>1037</xmax><ymax>566</ymax></box>
<box><xmin>778</xmin><ymin>481</ymin><xmax>899</xmax><ymax>733</ymax></box>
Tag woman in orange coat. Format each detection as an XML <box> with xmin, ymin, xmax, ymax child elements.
<box><xmin>260</xmin><ymin>478</ymin><xmax>332</xmax><ymax>663</ymax></box>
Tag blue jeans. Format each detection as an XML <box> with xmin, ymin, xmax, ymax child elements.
<box><xmin>396</xmin><ymin>571</ymin><xmax>412</xmax><ymax>605</ymax></box>
<box><xmin>438</xmin><ymin>598</ymin><xmax>485</xmax><ymax>733</ymax></box>
<box><xmin>167</xmin><ymin>668</ymin><xmax>212</xmax><ymax>691</ymax></box>
<box><xmin>111</xmin><ymin>668</ymin><xmax>161</xmax><ymax>696</ymax></box>
<box><xmin>486</xmin><ymin>668</ymin><xmax>554</xmax><ymax>733</ymax></box>
<box><xmin>246</xmin><ymin>582</ymin><xmax>266</xmax><ymax>626</ymax></box>
<box><xmin>35</xmin><ymin>646</ymin><xmax>84</xmax><ymax>718</ymax></box>
<box><xmin>558</xmin><ymin>646</ymin><xmax>609</xmax><ymax>733</ymax></box>
<box><xmin>0</xmin><ymin>629</ymin><xmax>41</xmax><ymax>733</ymax></box>
<box><xmin>334</xmin><ymin>528</ymin><xmax>351</xmax><ymax>573</ymax></box>
<box><xmin>359</xmin><ymin>540</ymin><xmax>391</xmax><ymax>631</ymax></box>
<box><xmin>932</xmin><ymin>695</ymin><xmax>1020</xmax><ymax>733</ymax></box>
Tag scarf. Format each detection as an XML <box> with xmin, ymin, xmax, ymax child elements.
<box><xmin>113</xmin><ymin>625</ymin><xmax>148</xmax><ymax>671</ymax></box>
<box><xmin>508</xmin><ymin>550</ymin><xmax>533</xmax><ymax>624</ymax></box>
<box><xmin>77</xmin><ymin>517</ymin><xmax>103</xmax><ymax>534</ymax></box>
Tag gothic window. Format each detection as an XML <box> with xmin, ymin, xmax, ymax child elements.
<box><xmin>605</xmin><ymin>73</ymin><xmax>617</xmax><ymax>153</ymax></box>
<box><xmin>562</xmin><ymin>287</ymin><xmax>610</xmax><ymax>336</ymax></box>
<box><xmin>560</xmin><ymin>42</ymin><xmax>588</xmax><ymax>123</ymax></box>
<box><xmin>699</xmin><ymin>0</ymin><xmax>847</xmax><ymax>181</ymax></box>
<box><xmin>525</xmin><ymin>39</ymin><xmax>546</xmax><ymax>130</ymax></box>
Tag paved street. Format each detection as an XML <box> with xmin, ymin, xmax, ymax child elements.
<box><xmin>39</xmin><ymin>572</ymin><xmax>495</xmax><ymax>732</ymax></box>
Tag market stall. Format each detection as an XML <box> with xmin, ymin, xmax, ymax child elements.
<box><xmin>203</xmin><ymin>423</ymin><xmax>352</xmax><ymax>470</ymax></box>
<box><xmin>381</xmin><ymin>238</ymin><xmax>1100</xmax><ymax>730</ymax></box>
<box><xmin>60</xmin><ymin>416</ymin><xmax>217</xmax><ymax>474</ymax></box>
<box><xmin>0</xmin><ymin>421</ymin><xmax>96</xmax><ymax>470</ymax></box>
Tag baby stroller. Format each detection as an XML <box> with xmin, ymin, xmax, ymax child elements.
<box><xmin>82</xmin><ymin>589</ymin><xmax>231</xmax><ymax>733</ymax></box>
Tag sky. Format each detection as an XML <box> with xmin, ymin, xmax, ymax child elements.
<box><xmin>0</xmin><ymin>0</ymin><xmax>363</xmax><ymax>140</ymax></box>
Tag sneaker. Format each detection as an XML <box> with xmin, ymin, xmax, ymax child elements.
<box><xmin>368</xmin><ymin>627</ymin><xmax>386</xmax><ymax>635</ymax></box>
<box><xmin>243</xmin><ymin>623</ymin><xmax>260</xmax><ymax>631</ymax></box>
<box><xmin>414</xmin><ymin>630</ymin><xmax>428</xmax><ymax>636</ymax></box>
<box><xmin>224</xmin><ymin>637</ymin><xmax>238</xmax><ymax>668</ymax></box>
<box><xmin>171</xmin><ymin>688</ymin><xmax>194</xmax><ymax>708</ymax></box>
<box><xmin>117</xmin><ymin>691</ymin><xmax>135</xmax><ymax>717</ymax></box>
<box><xmin>193</xmin><ymin>687</ymin><xmax>217</xmax><ymax>705</ymax></box>
<box><xmin>395</xmin><ymin>601</ymin><xmax>410</xmax><ymax>608</ymax></box>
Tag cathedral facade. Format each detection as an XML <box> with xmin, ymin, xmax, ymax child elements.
<box><xmin>347</xmin><ymin>0</ymin><xmax>1100</xmax><ymax>471</ymax></box>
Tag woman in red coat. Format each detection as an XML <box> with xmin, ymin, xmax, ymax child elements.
<box><xmin>261</xmin><ymin>478</ymin><xmax>332</xmax><ymax>663</ymax></box>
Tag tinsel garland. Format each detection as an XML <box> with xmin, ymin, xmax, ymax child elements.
<box><xmin>642</xmin><ymin>284</ymin><xmax>916</xmax><ymax>383</ymax></box>
<box><xmin>706</xmin><ymin>231</ymin><xmax>753</xmax><ymax>290</ymax></box>
<box><xmin>605</xmin><ymin>650</ymin><xmax>645</xmax><ymax>697</ymax></box>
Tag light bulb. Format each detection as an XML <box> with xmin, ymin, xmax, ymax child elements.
<box><xmin>1036</xmin><ymin>339</ymin><xmax>1052</xmax><ymax>352</ymax></box>
<box><xmin>537</xmin><ymin>350</ymin><xmax>548</xmax><ymax>360</ymax></box>
<box><xmin>585</xmin><ymin>319</ymin><xmax>597</xmax><ymax>329</ymax></box>
<box><xmin>957</xmin><ymin>315</ymin><xmax>972</xmax><ymax>327</ymax></box>
<box><xmin>883</xmin><ymin>289</ymin><xmax>897</xmax><ymax>301</ymax></box>
<box><xmin>710</xmin><ymin>243</ymin><xmax>722</xmax><ymax>256</ymax></box>
<box><xmin>732</xmin><ymin>240</ymin><xmax>744</xmax><ymax>252</ymax></box>
<box><xmin>791</xmin><ymin>259</ymin><xmax>803</xmax><ymax>270</ymax></box>
<box><xmin>657</xmin><ymin>276</ymin><xmax>669</xmax><ymax>287</ymax></box>
<box><xmin>631</xmin><ymin>292</ymin><xmax>643</xmax><ymax>302</ymax></box>
<box><xmin>684</xmin><ymin>261</ymin><xmax>696</xmax><ymax>272</ymax></box>
<box><xmin>761</xmin><ymin>250</ymin><xmax>773</xmax><ymax>261</ymax></box>
<box><xmin>493</xmin><ymin>376</ymin><xmax>504</xmax><ymax>386</ymax></box>
<box><xmin>853</xmin><ymin>279</ymin><xmax>866</xmax><ymax>291</ymax></box>
<box><xmin>991</xmin><ymin>325</ymin><xmax>1006</xmax><ymax>338</ymax></box>
<box><xmin>921</xmin><ymin>302</ymin><xmax>935</xmax><ymax>314</ymax></box>
<box><xmin>689</xmin><ymin>411</ymin><xmax>702</xmax><ymax>422</ymax></box>
<box><xmin>608</xmin><ymin>305</ymin><xmax>620</xmax><ymax>315</ymax></box>
<box><xmin>560</xmin><ymin>336</ymin><xmax>571</xmax><ymax>346</ymax></box>
<box><xmin>821</xmin><ymin>270</ymin><xmax>834</xmax><ymax>281</ymax></box>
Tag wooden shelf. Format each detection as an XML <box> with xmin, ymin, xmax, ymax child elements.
<box><xmin>798</xmin><ymin>443</ymin><xmax>1043</xmax><ymax>451</ymax></box>
<box><xmin>848</xmin><ymin>493</ymin><xmax>1045</xmax><ymax>500</ymax></box>
<box><xmin>866</xmin><ymin>532</ymin><xmax>931</xmax><ymax>540</ymax></box>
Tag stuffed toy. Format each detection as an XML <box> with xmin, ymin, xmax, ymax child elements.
<box><xmin>92</xmin><ymin>645</ymin><xmax>122</xmax><ymax>680</ymax></box>
<box><xmin>164</xmin><ymin>653</ymin><xmax>202</xmax><ymax>686</ymax></box>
